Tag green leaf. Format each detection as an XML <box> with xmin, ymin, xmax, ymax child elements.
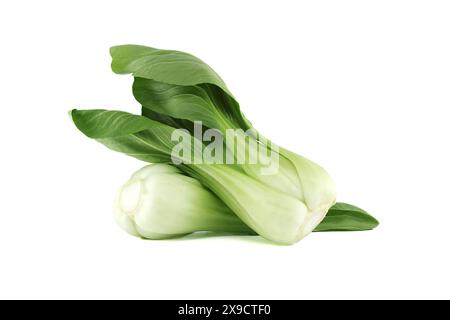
<box><xmin>70</xmin><ymin>109</ymin><xmax>190</xmax><ymax>163</ymax></box>
<box><xmin>133</xmin><ymin>78</ymin><xmax>231</xmax><ymax>130</ymax></box>
<box><xmin>110</xmin><ymin>45</ymin><xmax>251</xmax><ymax>130</ymax></box>
<box><xmin>70</xmin><ymin>109</ymin><xmax>165</xmax><ymax>138</ymax></box>
<box><xmin>110</xmin><ymin>45</ymin><xmax>230</xmax><ymax>96</ymax></box>
<box><xmin>314</xmin><ymin>202</ymin><xmax>379</xmax><ymax>232</ymax></box>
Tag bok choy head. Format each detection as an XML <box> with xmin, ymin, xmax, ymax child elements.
<box><xmin>70</xmin><ymin>45</ymin><xmax>378</xmax><ymax>245</ymax></box>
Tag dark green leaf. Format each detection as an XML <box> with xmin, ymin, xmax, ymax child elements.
<box><xmin>314</xmin><ymin>202</ymin><xmax>379</xmax><ymax>232</ymax></box>
<box><xmin>70</xmin><ymin>109</ymin><xmax>165</xmax><ymax>138</ymax></box>
<box><xmin>70</xmin><ymin>109</ymin><xmax>194</xmax><ymax>163</ymax></box>
<box><xmin>133</xmin><ymin>78</ymin><xmax>231</xmax><ymax>130</ymax></box>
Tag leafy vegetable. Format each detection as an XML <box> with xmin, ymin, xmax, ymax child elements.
<box><xmin>71</xmin><ymin>44</ymin><xmax>379</xmax><ymax>245</ymax></box>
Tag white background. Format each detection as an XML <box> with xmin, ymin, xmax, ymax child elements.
<box><xmin>0</xmin><ymin>0</ymin><xmax>449</xmax><ymax>300</ymax></box>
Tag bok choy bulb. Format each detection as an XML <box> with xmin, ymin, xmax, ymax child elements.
<box><xmin>114</xmin><ymin>164</ymin><xmax>254</xmax><ymax>239</ymax></box>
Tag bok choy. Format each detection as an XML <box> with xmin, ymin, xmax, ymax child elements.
<box><xmin>71</xmin><ymin>44</ymin><xmax>379</xmax><ymax>245</ymax></box>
